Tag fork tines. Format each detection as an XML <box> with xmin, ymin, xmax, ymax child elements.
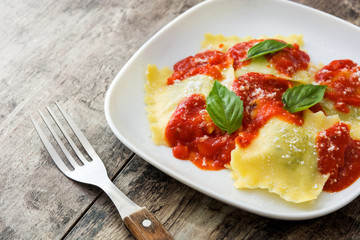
<box><xmin>31</xmin><ymin>103</ymin><xmax>98</xmax><ymax>174</ymax></box>
<box><xmin>30</xmin><ymin>103</ymin><xmax>173</xmax><ymax>238</ymax></box>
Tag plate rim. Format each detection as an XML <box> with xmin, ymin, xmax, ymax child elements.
<box><xmin>104</xmin><ymin>0</ymin><xmax>360</xmax><ymax>220</ymax></box>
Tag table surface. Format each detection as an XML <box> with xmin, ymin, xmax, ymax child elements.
<box><xmin>1</xmin><ymin>0</ymin><xmax>360</xmax><ymax>239</ymax></box>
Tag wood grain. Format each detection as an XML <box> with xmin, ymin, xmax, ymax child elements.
<box><xmin>66</xmin><ymin>157</ymin><xmax>360</xmax><ymax>240</ymax></box>
<box><xmin>293</xmin><ymin>0</ymin><xmax>360</xmax><ymax>27</ymax></box>
<box><xmin>0</xmin><ymin>0</ymin><xmax>203</xmax><ymax>239</ymax></box>
<box><xmin>123</xmin><ymin>208</ymin><xmax>173</xmax><ymax>240</ymax></box>
<box><xmin>0</xmin><ymin>0</ymin><xmax>359</xmax><ymax>239</ymax></box>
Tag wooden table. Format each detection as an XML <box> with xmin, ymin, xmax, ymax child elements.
<box><xmin>1</xmin><ymin>0</ymin><xmax>359</xmax><ymax>239</ymax></box>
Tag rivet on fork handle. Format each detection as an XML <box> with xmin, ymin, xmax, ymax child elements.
<box><xmin>31</xmin><ymin>103</ymin><xmax>174</xmax><ymax>240</ymax></box>
<box><xmin>123</xmin><ymin>208</ymin><xmax>173</xmax><ymax>240</ymax></box>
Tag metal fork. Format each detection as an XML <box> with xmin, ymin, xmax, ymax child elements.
<box><xmin>31</xmin><ymin>103</ymin><xmax>173</xmax><ymax>240</ymax></box>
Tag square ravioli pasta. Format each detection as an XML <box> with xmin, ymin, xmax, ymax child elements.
<box><xmin>145</xmin><ymin>34</ymin><xmax>360</xmax><ymax>203</ymax></box>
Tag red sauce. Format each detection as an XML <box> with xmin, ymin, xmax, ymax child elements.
<box><xmin>163</xmin><ymin>41</ymin><xmax>359</xmax><ymax>193</ymax></box>
<box><xmin>165</xmin><ymin>94</ymin><xmax>238</xmax><ymax>170</ymax></box>
<box><xmin>227</xmin><ymin>40</ymin><xmax>309</xmax><ymax>77</ymax></box>
<box><xmin>167</xmin><ymin>50</ymin><xmax>230</xmax><ymax>85</ymax></box>
<box><xmin>309</xmin><ymin>103</ymin><xmax>325</xmax><ymax>114</ymax></box>
<box><xmin>167</xmin><ymin>40</ymin><xmax>309</xmax><ymax>86</ymax></box>
<box><xmin>232</xmin><ymin>73</ymin><xmax>303</xmax><ymax>147</ymax></box>
<box><xmin>315</xmin><ymin>59</ymin><xmax>360</xmax><ymax>113</ymax></box>
<box><xmin>227</xmin><ymin>39</ymin><xmax>262</xmax><ymax>69</ymax></box>
<box><xmin>316</xmin><ymin>122</ymin><xmax>360</xmax><ymax>192</ymax></box>
<box><xmin>265</xmin><ymin>43</ymin><xmax>310</xmax><ymax>77</ymax></box>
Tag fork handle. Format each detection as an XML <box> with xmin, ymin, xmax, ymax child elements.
<box><xmin>123</xmin><ymin>207</ymin><xmax>174</xmax><ymax>240</ymax></box>
<box><xmin>99</xmin><ymin>179</ymin><xmax>173</xmax><ymax>240</ymax></box>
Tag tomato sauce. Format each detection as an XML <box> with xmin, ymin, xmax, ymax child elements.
<box><xmin>315</xmin><ymin>59</ymin><xmax>360</xmax><ymax>113</ymax></box>
<box><xmin>165</xmin><ymin>94</ymin><xmax>238</xmax><ymax>170</ymax></box>
<box><xmin>265</xmin><ymin>43</ymin><xmax>310</xmax><ymax>77</ymax></box>
<box><xmin>316</xmin><ymin>122</ymin><xmax>360</xmax><ymax>192</ymax></box>
<box><xmin>227</xmin><ymin>39</ymin><xmax>262</xmax><ymax>69</ymax></box>
<box><xmin>227</xmin><ymin>40</ymin><xmax>309</xmax><ymax>77</ymax></box>
<box><xmin>309</xmin><ymin>103</ymin><xmax>325</xmax><ymax>114</ymax></box>
<box><xmin>232</xmin><ymin>72</ymin><xmax>303</xmax><ymax>147</ymax></box>
<box><xmin>167</xmin><ymin>50</ymin><xmax>230</xmax><ymax>85</ymax></box>
<box><xmin>163</xmin><ymin>40</ymin><xmax>359</xmax><ymax>192</ymax></box>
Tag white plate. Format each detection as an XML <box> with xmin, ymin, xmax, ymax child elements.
<box><xmin>105</xmin><ymin>0</ymin><xmax>360</xmax><ymax>220</ymax></box>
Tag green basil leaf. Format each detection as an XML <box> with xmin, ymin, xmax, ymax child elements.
<box><xmin>206</xmin><ymin>81</ymin><xmax>243</xmax><ymax>134</ymax></box>
<box><xmin>282</xmin><ymin>84</ymin><xmax>327</xmax><ymax>113</ymax></box>
<box><xmin>245</xmin><ymin>39</ymin><xmax>293</xmax><ymax>60</ymax></box>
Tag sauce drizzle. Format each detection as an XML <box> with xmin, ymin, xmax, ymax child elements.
<box><xmin>232</xmin><ymin>72</ymin><xmax>303</xmax><ymax>147</ymax></box>
<box><xmin>316</xmin><ymin>122</ymin><xmax>360</xmax><ymax>192</ymax></box>
<box><xmin>227</xmin><ymin>39</ymin><xmax>261</xmax><ymax>69</ymax></box>
<box><xmin>167</xmin><ymin>50</ymin><xmax>230</xmax><ymax>85</ymax></box>
<box><xmin>265</xmin><ymin>43</ymin><xmax>310</xmax><ymax>77</ymax></box>
<box><xmin>162</xmin><ymin>39</ymin><xmax>360</xmax><ymax>193</ymax></box>
<box><xmin>165</xmin><ymin>94</ymin><xmax>238</xmax><ymax>170</ymax></box>
<box><xmin>315</xmin><ymin>59</ymin><xmax>360</xmax><ymax>113</ymax></box>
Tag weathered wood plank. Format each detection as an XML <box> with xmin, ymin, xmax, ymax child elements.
<box><xmin>1</xmin><ymin>0</ymin><xmax>360</xmax><ymax>239</ymax></box>
<box><xmin>65</xmin><ymin>0</ymin><xmax>360</xmax><ymax>239</ymax></box>
<box><xmin>66</xmin><ymin>156</ymin><xmax>360</xmax><ymax>239</ymax></box>
<box><xmin>0</xmin><ymin>0</ymin><xmax>204</xmax><ymax>239</ymax></box>
<box><xmin>293</xmin><ymin>0</ymin><xmax>360</xmax><ymax>27</ymax></box>
<box><xmin>65</xmin><ymin>155</ymin><xmax>198</xmax><ymax>239</ymax></box>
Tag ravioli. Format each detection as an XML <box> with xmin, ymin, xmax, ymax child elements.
<box><xmin>145</xmin><ymin>33</ymin><xmax>360</xmax><ymax>203</ymax></box>
<box><xmin>320</xmin><ymin>99</ymin><xmax>360</xmax><ymax>123</ymax></box>
<box><xmin>230</xmin><ymin>111</ymin><xmax>339</xmax><ymax>203</ymax></box>
<box><xmin>145</xmin><ymin>64</ymin><xmax>235</xmax><ymax>145</ymax></box>
<box><xmin>201</xmin><ymin>33</ymin><xmax>304</xmax><ymax>52</ymax></box>
<box><xmin>146</xmin><ymin>34</ymin><xmax>312</xmax><ymax>146</ymax></box>
<box><xmin>202</xmin><ymin>33</ymin><xmax>315</xmax><ymax>84</ymax></box>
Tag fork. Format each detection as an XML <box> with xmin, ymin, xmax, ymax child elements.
<box><xmin>31</xmin><ymin>103</ymin><xmax>173</xmax><ymax>240</ymax></box>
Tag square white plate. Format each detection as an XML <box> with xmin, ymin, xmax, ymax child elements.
<box><xmin>105</xmin><ymin>0</ymin><xmax>360</xmax><ymax>220</ymax></box>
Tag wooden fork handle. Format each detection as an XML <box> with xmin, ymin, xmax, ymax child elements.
<box><xmin>123</xmin><ymin>207</ymin><xmax>174</xmax><ymax>240</ymax></box>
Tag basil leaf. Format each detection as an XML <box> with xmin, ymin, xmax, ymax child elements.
<box><xmin>282</xmin><ymin>84</ymin><xmax>327</xmax><ymax>113</ymax></box>
<box><xmin>206</xmin><ymin>81</ymin><xmax>243</xmax><ymax>134</ymax></box>
<box><xmin>245</xmin><ymin>39</ymin><xmax>293</xmax><ymax>60</ymax></box>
